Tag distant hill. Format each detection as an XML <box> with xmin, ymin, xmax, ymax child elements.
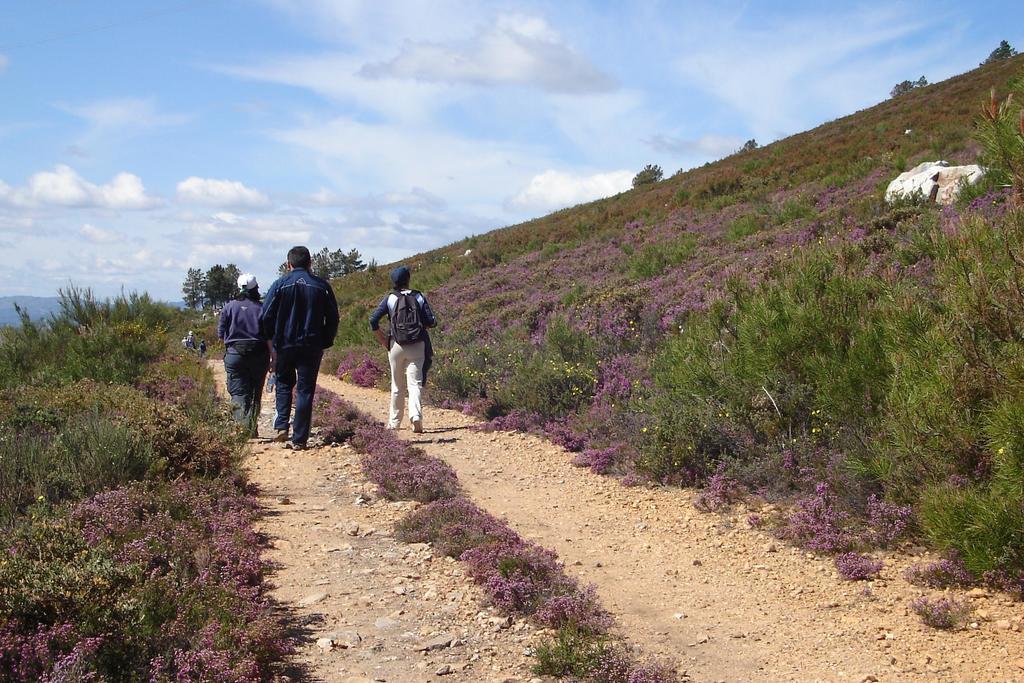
<box><xmin>0</xmin><ymin>296</ymin><xmax>64</xmax><ymax>327</ymax></box>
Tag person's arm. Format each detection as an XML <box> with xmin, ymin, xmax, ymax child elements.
<box><xmin>369</xmin><ymin>296</ymin><xmax>390</xmax><ymax>348</ymax></box>
<box><xmin>217</xmin><ymin>305</ymin><xmax>229</xmax><ymax>341</ymax></box>
<box><xmin>259</xmin><ymin>280</ymin><xmax>280</xmax><ymax>342</ymax></box>
<box><xmin>418</xmin><ymin>293</ymin><xmax>437</xmax><ymax>328</ymax></box>
<box><xmin>323</xmin><ymin>283</ymin><xmax>340</xmax><ymax>348</ymax></box>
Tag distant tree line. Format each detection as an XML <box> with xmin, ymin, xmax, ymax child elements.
<box><xmin>182</xmin><ymin>247</ymin><xmax>368</xmax><ymax>310</ymax></box>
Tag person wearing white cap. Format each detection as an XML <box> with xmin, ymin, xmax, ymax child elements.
<box><xmin>217</xmin><ymin>273</ymin><xmax>272</xmax><ymax>437</ymax></box>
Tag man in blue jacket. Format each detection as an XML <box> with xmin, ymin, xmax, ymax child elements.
<box><xmin>260</xmin><ymin>246</ymin><xmax>340</xmax><ymax>449</ymax></box>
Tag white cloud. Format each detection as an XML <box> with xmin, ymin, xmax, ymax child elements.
<box><xmin>673</xmin><ymin>7</ymin><xmax>950</xmax><ymax>136</ymax></box>
<box><xmin>215</xmin><ymin>53</ymin><xmax>450</xmax><ymax>126</ymax></box>
<box><xmin>360</xmin><ymin>13</ymin><xmax>615</xmax><ymax>94</ymax></box>
<box><xmin>188</xmin><ymin>243</ymin><xmax>256</xmax><ymax>263</ymax></box>
<box><xmin>645</xmin><ymin>132</ymin><xmax>744</xmax><ymax>158</ymax></box>
<box><xmin>90</xmin><ymin>248</ymin><xmax>181</xmax><ymax>276</ymax></box>
<box><xmin>273</xmin><ymin>116</ymin><xmax>549</xmax><ymax>203</ymax></box>
<box><xmin>0</xmin><ymin>54</ymin><xmax>8</xmax><ymax>73</ymax></box>
<box><xmin>176</xmin><ymin>177</ymin><xmax>271</xmax><ymax>208</ymax></box>
<box><xmin>60</xmin><ymin>96</ymin><xmax>189</xmax><ymax>130</ymax></box>
<box><xmin>306</xmin><ymin>186</ymin><xmax>446</xmax><ymax>211</ymax></box>
<box><xmin>509</xmin><ymin>169</ymin><xmax>633</xmax><ymax>212</ymax></box>
<box><xmin>0</xmin><ymin>165</ymin><xmax>160</xmax><ymax>210</ymax></box>
<box><xmin>187</xmin><ymin>212</ymin><xmax>312</xmax><ymax>244</ymax></box>
<box><xmin>80</xmin><ymin>223</ymin><xmax>119</xmax><ymax>244</ymax></box>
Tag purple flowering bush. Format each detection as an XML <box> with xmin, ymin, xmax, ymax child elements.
<box><xmin>776</xmin><ymin>482</ymin><xmax>854</xmax><ymax>553</ymax></box>
<box><xmin>0</xmin><ymin>480</ymin><xmax>290</xmax><ymax>681</ymax></box>
<box><xmin>313</xmin><ymin>389</ymin><xmax>460</xmax><ymax>501</ymax></box>
<box><xmin>904</xmin><ymin>554</ymin><xmax>974</xmax><ymax>588</ymax></box>
<box><xmin>462</xmin><ymin>540</ymin><xmax>574</xmax><ymax>613</ymax></box>
<box><xmin>313</xmin><ymin>389</ymin><xmax>369</xmax><ymax>443</ymax></box>
<box><xmin>866</xmin><ymin>494</ymin><xmax>914</xmax><ymax>547</ymax></box>
<box><xmin>572</xmin><ymin>446</ymin><xmax>624</xmax><ymax>475</ymax></box>
<box><xmin>136</xmin><ymin>353</ymin><xmax>222</xmax><ymax>422</ymax></box>
<box><xmin>0</xmin><ymin>381</ymin><xmax>241</xmax><ymax>526</ymax></box>
<box><xmin>354</xmin><ymin>423</ymin><xmax>460</xmax><ymax>501</ymax></box>
<box><xmin>395</xmin><ymin>496</ymin><xmax>518</xmax><ymax>557</ymax></box>
<box><xmin>335</xmin><ymin>349</ymin><xmax>387</xmax><ymax>388</ymax></box>
<box><xmin>910</xmin><ymin>596</ymin><xmax>973</xmax><ymax>630</ymax></box>
<box><xmin>834</xmin><ymin>552</ymin><xmax>884</xmax><ymax>580</ymax></box>
<box><xmin>534</xmin><ymin>585</ymin><xmax>614</xmax><ymax>635</ymax></box>
<box><xmin>693</xmin><ymin>463</ymin><xmax>745</xmax><ymax>511</ymax></box>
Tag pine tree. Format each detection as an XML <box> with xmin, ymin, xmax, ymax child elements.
<box><xmin>181</xmin><ymin>267</ymin><xmax>206</xmax><ymax>309</ymax></box>
<box><xmin>310</xmin><ymin>247</ymin><xmax>340</xmax><ymax>279</ymax></box>
<box><xmin>203</xmin><ymin>263</ymin><xmax>241</xmax><ymax>308</ymax></box>
<box><xmin>975</xmin><ymin>85</ymin><xmax>1024</xmax><ymax>203</ymax></box>
<box><xmin>982</xmin><ymin>40</ymin><xmax>1017</xmax><ymax>66</ymax></box>
<box><xmin>890</xmin><ymin>76</ymin><xmax>928</xmax><ymax>98</ymax></box>
<box><xmin>632</xmin><ymin>164</ymin><xmax>664</xmax><ymax>188</ymax></box>
<box><xmin>341</xmin><ymin>248</ymin><xmax>366</xmax><ymax>275</ymax></box>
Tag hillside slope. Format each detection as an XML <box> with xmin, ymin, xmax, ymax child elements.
<box><xmin>326</xmin><ymin>54</ymin><xmax>1024</xmax><ymax>595</ymax></box>
<box><xmin>329</xmin><ymin>54</ymin><xmax>1022</xmax><ymax>332</ymax></box>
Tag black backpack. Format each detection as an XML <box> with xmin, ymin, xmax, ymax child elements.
<box><xmin>390</xmin><ymin>291</ymin><xmax>424</xmax><ymax>345</ymax></box>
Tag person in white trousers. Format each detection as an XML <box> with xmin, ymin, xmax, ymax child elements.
<box><xmin>369</xmin><ymin>266</ymin><xmax>437</xmax><ymax>432</ymax></box>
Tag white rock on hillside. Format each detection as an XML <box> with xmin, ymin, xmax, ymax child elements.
<box><xmin>885</xmin><ymin>160</ymin><xmax>984</xmax><ymax>205</ymax></box>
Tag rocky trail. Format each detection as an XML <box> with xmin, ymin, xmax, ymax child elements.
<box><xmin>216</xmin><ymin>364</ymin><xmax>1024</xmax><ymax>682</ymax></box>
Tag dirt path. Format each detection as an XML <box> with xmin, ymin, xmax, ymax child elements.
<box><xmin>210</xmin><ymin>363</ymin><xmax>541</xmax><ymax>683</ymax></box>
<box><xmin>316</xmin><ymin>373</ymin><xmax>1024</xmax><ymax>683</ymax></box>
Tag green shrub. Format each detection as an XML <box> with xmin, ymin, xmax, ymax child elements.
<box><xmin>533</xmin><ymin>626</ymin><xmax>610</xmax><ymax>678</ymax></box>
<box><xmin>776</xmin><ymin>194</ymin><xmax>819</xmax><ymax>223</ymax></box>
<box><xmin>0</xmin><ymin>288</ymin><xmax>177</xmax><ymax>389</ymax></box>
<box><xmin>0</xmin><ymin>382</ymin><xmax>240</xmax><ymax>525</ymax></box>
<box><xmin>626</xmin><ymin>233</ymin><xmax>698</xmax><ymax>279</ymax></box>
<box><xmin>0</xmin><ymin>415</ymin><xmax>155</xmax><ymax>525</ymax></box>
<box><xmin>725</xmin><ymin>213</ymin><xmax>765</xmax><ymax>241</ymax></box>
<box><xmin>492</xmin><ymin>319</ymin><xmax>597</xmax><ymax>421</ymax></box>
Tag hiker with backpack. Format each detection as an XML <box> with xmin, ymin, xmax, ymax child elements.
<box><xmin>218</xmin><ymin>273</ymin><xmax>271</xmax><ymax>437</ymax></box>
<box><xmin>369</xmin><ymin>265</ymin><xmax>437</xmax><ymax>432</ymax></box>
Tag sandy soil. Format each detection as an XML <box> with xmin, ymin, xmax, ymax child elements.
<box><xmin>311</xmin><ymin>372</ymin><xmax>1024</xmax><ymax>683</ymax></box>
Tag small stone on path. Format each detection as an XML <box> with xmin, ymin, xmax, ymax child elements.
<box><xmin>299</xmin><ymin>592</ymin><xmax>327</xmax><ymax>606</ymax></box>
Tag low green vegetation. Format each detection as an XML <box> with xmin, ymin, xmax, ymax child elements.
<box><xmin>645</xmin><ymin>205</ymin><xmax>1024</xmax><ymax>586</ymax></box>
<box><xmin>625</xmin><ymin>233</ymin><xmax>698</xmax><ymax>279</ymax></box>
<box><xmin>0</xmin><ymin>289</ymin><xmax>286</xmax><ymax>679</ymax></box>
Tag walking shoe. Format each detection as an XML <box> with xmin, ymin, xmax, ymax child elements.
<box><xmin>272</xmin><ymin>430</ymin><xmax>289</xmax><ymax>443</ymax></box>
<box><xmin>286</xmin><ymin>441</ymin><xmax>308</xmax><ymax>451</ymax></box>
<box><xmin>412</xmin><ymin>418</ymin><xmax>423</xmax><ymax>434</ymax></box>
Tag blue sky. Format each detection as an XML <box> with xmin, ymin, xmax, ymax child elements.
<box><xmin>0</xmin><ymin>0</ymin><xmax>1020</xmax><ymax>299</ymax></box>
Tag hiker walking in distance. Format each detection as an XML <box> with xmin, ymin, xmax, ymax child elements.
<box><xmin>218</xmin><ymin>273</ymin><xmax>271</xmax><ymax>437</ymax></box>
<box><xmin>261</xmin><ymin>246</ymin><xmax>340</xmax><ymax>450</ymax></box>
<box><xmin>369</xmin><ymin>265</ymin><xmax>437</xmax><ymax>432</ymax></box>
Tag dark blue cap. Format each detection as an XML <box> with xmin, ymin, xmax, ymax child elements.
<box><xmin>390</xmin><ymin>265</ymin><xmax>411</xmax><ymax>287</ymax></box>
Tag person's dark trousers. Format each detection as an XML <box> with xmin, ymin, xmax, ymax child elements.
<box><xmin>274</xmin><ymin>346</ymin><xmax>323</xmax><ymax>445</ymax></box>
<box><xmin>223</xmin><ymin>348</ymin><xmax>269</xmax><ymax>437</ymax></box>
